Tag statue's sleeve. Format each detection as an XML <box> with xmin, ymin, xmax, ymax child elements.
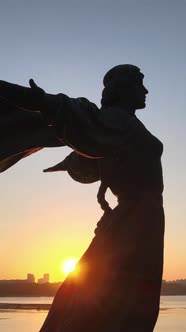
<box><xmin>43</xmin><ymin>151</ymin><xmax>100</xmax><ymax>184</ymax></box>
<box><xmin>50</xmin><ymin>94</ymin><xmax>153</xmax><ymax>158</ymax></box>
<box><xmin>0</xmin><ymin>96</ymin><xmax>62</xmax><ymax>173</ymax></box>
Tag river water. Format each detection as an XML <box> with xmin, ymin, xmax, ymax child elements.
<box><xmin>0</xmin><ymin>296</ymin><xmax>185</xmax><ymax>331</ymax></box>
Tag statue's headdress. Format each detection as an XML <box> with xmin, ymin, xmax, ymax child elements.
<box><xmin>101</xmin><ymin>64</ymin><xmax>143</xmax><ymax>108</ymax></box>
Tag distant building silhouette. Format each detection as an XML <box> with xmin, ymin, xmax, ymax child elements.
<box><xmin>27</xmin><ymin>273</ymin><xmax>35</xmax><ymax>283</ymax></box>
<box><xmin>0</xmin><ymin>274</ymin><xmax>35</xmax><ymax>284</ymax></box>
<box><xmin>169</xmin><ymin>278</ymin><xmax>186</xmax><ymax>285</ymax></box>
<box><xmin>38</xmin><ymin>273</ymin><xmax>50</xmax><ymax>284</ymax></box>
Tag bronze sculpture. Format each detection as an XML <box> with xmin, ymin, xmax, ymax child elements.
<box><xmin>0</xmin><ymin>64</ymin><xmax>164</xmax><ymax>331</ymax></box>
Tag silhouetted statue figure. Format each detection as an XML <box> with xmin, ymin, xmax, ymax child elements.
<box><xmin>0</xmin><ymin>65</ymin><xmax>164</xmax><ymax>332</ymax></box>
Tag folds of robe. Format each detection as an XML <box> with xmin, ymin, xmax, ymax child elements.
<box><xmin>43</xmin><ymin>151</ymin><xmax>100</xmax><ymax>184</ymax></box>
<box><xmin>0</xmin><ymin>97</ymin><xmax>63</xmax><ymax>172</ymax></box>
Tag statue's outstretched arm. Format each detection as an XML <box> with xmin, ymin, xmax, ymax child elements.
<box><xmin>0</xmin><ymin>79</ymin><xmax>153</xmax><ymax>159</ymax></box>
<box><xmin>0</xmin><ymin>84</ymin><xmax>64</xmax><ymax>172</ymax></box>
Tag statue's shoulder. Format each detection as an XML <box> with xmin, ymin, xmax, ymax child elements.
<box><xmin>98</xmin><ymin>106</ymin><xmax>132</xmax><ymax>131</ymax></box>
<box><xmin>75</xmin><ymin>97</ymin><xmax>99</xmax><ymax>113</ymax></box>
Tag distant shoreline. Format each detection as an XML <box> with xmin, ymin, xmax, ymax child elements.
<box><xmin>1</xmin><ymin>281</ymin><xmax>186</xmax><ymax>297</ymax></box>
<box><xmin>0</xmin><ymin>294</ymin><xmax>186</xmax><ymax>298</ymax></box>
<box><xmin>1</xmin><ymin>297</ymin><xmax>185</xmax><ymax>311</ymax></box>
<box><xmin>0</xmin><ymin>303</ymin><xmax>51</xmax><ymax>310</ymax></box>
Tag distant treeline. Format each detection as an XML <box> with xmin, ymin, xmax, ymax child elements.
<box><xmin>0</xmin><ymin>280</ymin><xmax>186</xmax><ymax>297</ymax></box>
<box><xmin>161</xmin><ymin>280</ymin><xmax>186</xmax><ymax>296</ymax></box>
<box><xmin>0</xmin><ymin>282</ymin><xmax>62</xmax><ymax>297</ymax></box>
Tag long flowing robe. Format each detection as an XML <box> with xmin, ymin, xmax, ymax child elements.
<box><xmin>0</xmin><ymin>82</ymin><xmax>164</xmax><ymax>332</ymax></box>
<box><xmin>39</xmin><ymin>95</ymin><xmax>164</xmax><ymax>332</ymax></box>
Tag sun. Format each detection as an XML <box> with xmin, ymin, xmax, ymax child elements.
<box><xmin>61</xmin><ymin>258</ymin><xmax>78</xmax><ymax>275</ymax></box>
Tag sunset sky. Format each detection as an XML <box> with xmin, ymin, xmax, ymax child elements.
<box><xmin>0</xmin><ymin>0</ymin><xmax>186</xmax><ymax>282</ymax></box>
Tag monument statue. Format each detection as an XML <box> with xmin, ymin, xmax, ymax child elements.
<box><xmin>0</xmin><ymin>64</ymin><xmax>164</xmax><ymax>332</ymax></box>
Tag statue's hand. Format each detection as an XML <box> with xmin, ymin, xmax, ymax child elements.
<box><xmin>97</xmin><ymin>182</ymin><xmax>110</xmax><ymax>211</ymax></box>
<box><xmin>29</xmin><ymin>79</ymin><xmax>46</xmax><ymax>109</ymax></box>
<box><xmin>29</xmin><ymin>79</ymin><xmax>45</xmax><ymax>95</ymax></box>
<box><xmin>28</xmin><ymin>79</ymin><xmax>58</xmax><ymax>123</ymax></box>
<box><xmin>0</xmin><ymin>79</ymin><xmax>47</xmax><ymax>112</ymax></box>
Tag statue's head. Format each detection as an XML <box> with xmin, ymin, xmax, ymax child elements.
<box><xmin>101</xmin><ymin>64</ymin><xmax>148</xmax><ymax>111</ymax></box>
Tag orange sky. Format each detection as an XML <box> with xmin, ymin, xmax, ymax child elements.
<box><xmin>0</xmin><ymin>166</ymin><xmax>185</xmax><ymax>283</ymax></box>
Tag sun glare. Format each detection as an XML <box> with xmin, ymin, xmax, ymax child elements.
<box><xmin>62</xmin><ymin>258</ymin><xmax>78</xmax><ymax>275</ymax></box>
